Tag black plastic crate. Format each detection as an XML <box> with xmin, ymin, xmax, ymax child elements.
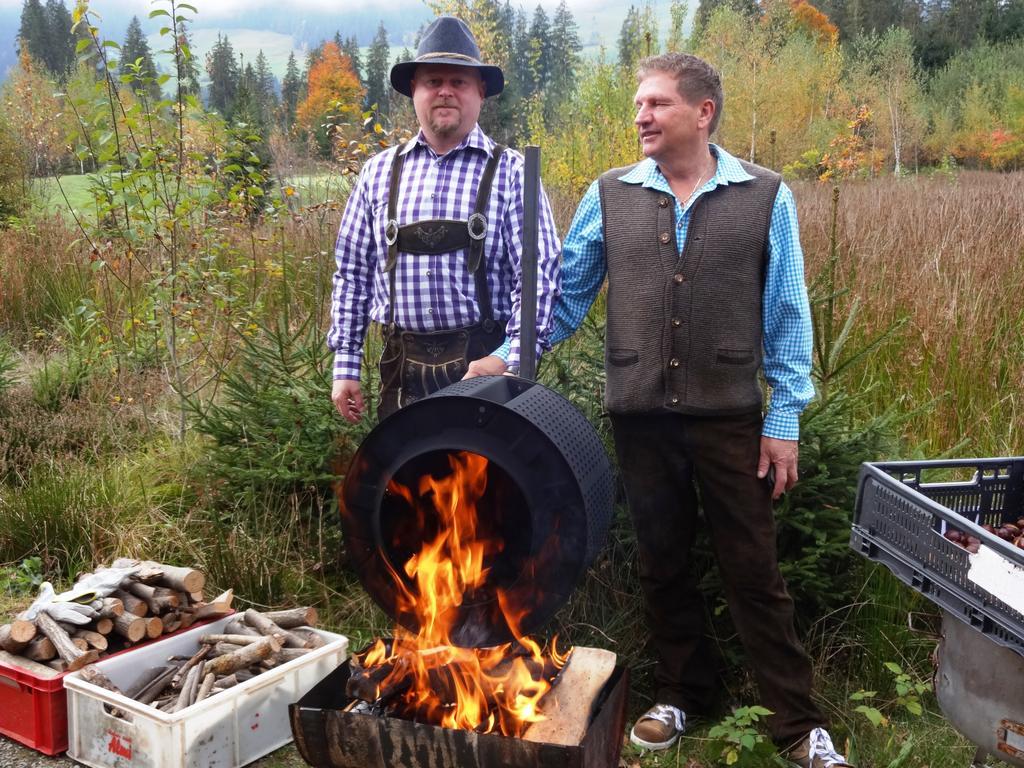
<box><xmin>851</xmin><ymin>457</ymin><xmax>1024</xmax><ymax>655</ymax></box>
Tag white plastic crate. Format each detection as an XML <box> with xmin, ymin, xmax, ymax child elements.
<box><xmin>63</xmin><ymin>615</ymin><xmax>348</xmax><ymax>768</ymax></box>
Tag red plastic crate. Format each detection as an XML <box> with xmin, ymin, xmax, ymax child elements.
<box><xmin>0</xmin><ymin>613</ymin><xmax>230</xmax><ymax>754</ymax></box>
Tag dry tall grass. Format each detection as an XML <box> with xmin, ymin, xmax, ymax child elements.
<box><xmin>794</xmin><ymin>171</ymin><xmax>1024</xmax><ymax>455</ymax></box>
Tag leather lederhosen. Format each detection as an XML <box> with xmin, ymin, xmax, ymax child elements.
<box><xmin>377</xmin><ymin>143</ymin><xmax>507</xmax><ymax>420</ymax></box>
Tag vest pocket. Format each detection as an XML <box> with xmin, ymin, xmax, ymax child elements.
<box><xmin>608</xmin><ymin>348</ymin><xmax>639</xmax><ymax>367</ymax></box>
<box><xmin>716</xmin><ymin>348</ymin><xmax>755</xmax><ymax>365</ymax></box>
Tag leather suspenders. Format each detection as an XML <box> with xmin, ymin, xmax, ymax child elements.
<box><xmin>383</xmin><ymin>143</ymin><xmax>507</xmax><ymax>333</ymax></box>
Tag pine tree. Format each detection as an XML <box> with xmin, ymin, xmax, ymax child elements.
<box><xmin>18</xmin><ymin>0</ymin><xmax>51</xmax><ymax>71</ymax></box>
<box><xmin>44</xmin><ymin>0</ymin><xmax>74</xmax><ymax>76</ymax></box>
<box><xmin>253</xmin><ymin>49</ymin><xmax>278</xmax><ymax>124</ymax></box>
<box><xmin>527</xmin><ymin>5</ymin><xmax>551</xmax><ymax>98</ymax></box>
<box><xmin>174</xmin><ymin>21</ymin><xmax>201</xmax><ymax>99</ymax></box>
<box><xmin>206</xmin><ymin>33</ymin><xmax>240</xmax><ymax>115</ymax></box>
<box><xmin>511</xmin><ymin>7</ymin><xmax>532</xmax><ymax>100</ymax></box>
<box><xmin>618</xmin><ymin>6</ymin><xmax>643</xmax><ymax>70</ymax></box>
<box><xmin>341</xmin><ymin>35</ymin><xmax>364</xmax><ymax>86</ymax></box>
<box><xmin>121</xmin><ymin>15</ymin><xmax>161</xmax><ymax>101</ymax></box>
<box><xmin>667</xmin><ymin>0</ymin><xmax>690</xmax><ymax>52</ymax></box>
<box><xmin>364</xmin><ymin>21</ymin><xmax>391</xmax><ymax>116</ymax></box>
<box><xmin>546</xmin><ymin>0</ymin><xmax>581</xmax><ymax>127</ymax></box>
<box><xmin>281</xmin><ymin>51</ymin><xmax>302</xmax><ymax>128</ymax></box>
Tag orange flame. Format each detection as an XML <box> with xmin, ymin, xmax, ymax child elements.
<box><xmin>359</xmin><ymin>451</ymin><xmax>567</xmax><ymax>736</ymax></box>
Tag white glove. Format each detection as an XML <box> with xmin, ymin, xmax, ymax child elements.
<box><xmin>25</xmin><ymin>582</ymin><xmax>98</xmax><ymax>625</ymax></box>
<box><xmin>25</xmin><ymin>565</ymin><xmax>139</xmax><ymax>626</ymax></box>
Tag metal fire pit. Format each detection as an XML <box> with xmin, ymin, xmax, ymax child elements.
<box><xmin>289</xmin><ymin>656</ymin><xmax>629</xmax><ymax>768</ymax></box>
<box><xmin>341</xmin><ymin>374</ymin><xmax>615</xmax><ymax>647</ymax></box>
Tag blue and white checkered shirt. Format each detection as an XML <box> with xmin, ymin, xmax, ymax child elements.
<box><xmin>327</xmin><ymin>124</ymin><xmax>561</xmax><ymax>380</ymax></box>
<box><xmin>552</xmin><ymin>144</ymin><xmax>814</xmax><ymax>440</ymax></box>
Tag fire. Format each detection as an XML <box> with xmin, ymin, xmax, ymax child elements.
<box><xmin>354</xmin><ymin>451</ymin><xmax>568</xmax><ymax>736</ymax></box>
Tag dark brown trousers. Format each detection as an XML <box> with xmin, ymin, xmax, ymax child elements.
<box><xmin>609</xmin><ymin>410</ymin><xmax>824</xmax><ymax>745</ymax></box>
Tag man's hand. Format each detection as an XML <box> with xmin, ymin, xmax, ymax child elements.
<box><xmin>757</xmin><ymin>436</ymin><xmax>799</xmax><ymax>500</ymax></box>
<box><xmin>463</xmin><ymin>355</ymin><xmax>508</xmax><ymax>380</ymax></box>
<box><xmin>332</xmin><ymin>379</ymin><xmax>365</xmax><ymax>423</ymax></box>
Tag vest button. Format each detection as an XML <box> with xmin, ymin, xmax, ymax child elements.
<box><xmin>659</xmin><ymin>197</ymin><xmax>669</xmax><ymax>208</ymax></box>
<box><xmin>669</xmin><ymin>358</ymin><xmax>680</xmax><ymax>368</ymax></box>
<box><xmin>673</xmin><ymin>273</ymin><xmax>684</xmax><ymax>284</ymax></box>
<box><xmin>670</xmin><ymin>395</ymin><xmax>679</xmax><ymax>405</ymax></box>
<box><xmin>660</xmin><ymin>232</ymin><xmax>671</xmax><ymax>244</ymax></box>
<box><xmin>671</xmin><ymin>317</ymin><xmax>682</xmax><ymax>327</ymax></box>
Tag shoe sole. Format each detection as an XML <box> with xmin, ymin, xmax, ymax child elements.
<box><xmin>629</xmin><ymin>730</ymin><xmax>680</xmax><ymax>751</ymax></box>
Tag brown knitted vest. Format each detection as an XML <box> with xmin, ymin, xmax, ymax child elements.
<box><xmin>598</xmin><ymin>159</ymin><xmax>781</xmax><ymax>414</ymax></box>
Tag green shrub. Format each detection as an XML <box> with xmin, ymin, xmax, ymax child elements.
<box><xmin>0</xmin><ymin>335</ymin><xmax>16</xmax><ymax>396</ymax></box>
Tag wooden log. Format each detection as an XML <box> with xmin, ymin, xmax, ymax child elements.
<box><xmin>171</xmin><ymin>645</ymin><xmax>210</xmax><ymax>688</ymax></box>
<box><xmin>195</xmin><ymin>672</ymin><xmax>216</xmax><ymax>703</ymax></box>
<box><xmin>162</xmin><ymin>613</ymin><xmax>181</xmax><ymax>634</ymax></box>
<box><xmin>188</xmin><ymin>589</ymin><xmax>234</xmax><ymax>621</ymax></box>
<box><xmin>224</xmin><ymin>619</ymin><xmax>260</xmax><ymax>637</ymax></box>
<box><xmin>200</xmin><ymin>633</ymin><xmax>268</xmax><ymax>646</ymax></box>
<box><xmin>205</xmin><ymin>635</ymin><xmax>280</xmax><ymax>677</ymax></box>
<box><xmin>71</xmin><ymin>637</ymin><xmax>90</xmax><ymax>652</ymax></box>
<box><xmin>112</xmin><ymin>614</ymin><xmax>147</xmax><ymax>643</ymax></box>
<box><xmin>96</xmin><ymin>597</ymin><xmax>125</xmax><ymax>618</ymax></box>
<box><xmin>124</xmin><ymin>666</ymin><xmax>170</xmax><ymax>699</ymax></box>
<box><xmin>113</xmin><ymin>590</ymin><xmax>148</xmax><ymax>617</ymax></box>
<box><xmin>210</xmin><ymin>642</ymin><xmax>244</xmax><ymax>657</ymax></box>
<box><xmin>79</xmin><ymin>664</ymin><xmax>124</xmax><ymax>696</ymax></box>
<box><xmin>127</xmin><ymin>582</ymin><xmax>180</xmax><ymax>615</ymax></box>
<box><xmin>111</xmin><ymin>558</ymin><xmax>206</xmax><ymax>594</ymax></box>
<box><xmin>94</xmin><ymin>618</ymin><xmax>114</xmax><ymax>635</ymax></box>
<box><xmin>0</xmin><ymin>620</ymin><xmax>37</xmax><ymax>654</ymax></box>
<box><xmin>244</xmin><ymin>609</ymin><xmax>308</xmax><ymax>649</ymax></box>
<box><xmin>46</xmin><ymin>659</ymin><xmax>68</xmax><ymax>672</ymax></box>
<box><xmin>35</xmin><ymin>611</ymin><xmax>99</xmax><ymax>672</ymax></box>
<box><xmin>0</xmin><ymin>649</ymin><xmax>60</xmax><ymax>678</ymax></box>
<box><xmin>136</xmin><ymin>665</ymin><xmax>179</xmax><ymax>705</ymax></box>
<box><xmin>144</xmin><ymin>617</ymin><xmax>164</xmax><ymax>639</ymax></box>
<box><xmin>277</xmin><ymin>647</ymin><xmax>312</xmax><ymax>662</ymax></box>
<box><xmin>73</xmin><ymin>630</ymin><xmax>108</xmax><ymax>652</ymax></box>
<box><xmin>23</xmin><ymin>636</ymin><xmax>57</xmax><ymax>662</ymax></box>
<box><xmin>172</xmin><ymin>662</ymin><xmax>203</xmax><ymax>712</ymax></box>
<box><xmin>522</xmin><ymin>647</ymin><xmax>617</xmax><ymax>747</ymax></box>
<box><xmin>291</xmin><ymin>627</ymin><xmax>326</xmax><ymax>649</ymax></box>
<box><xmin>262</xmin><ymin>607</ymin><xmax>318</xmax><ymax>629</ymax></box>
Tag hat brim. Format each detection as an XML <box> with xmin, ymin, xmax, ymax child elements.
<box><xmin>390</xmin><ymin>60</ymin><xmax>504</xmax><ymax>98</ymax></box>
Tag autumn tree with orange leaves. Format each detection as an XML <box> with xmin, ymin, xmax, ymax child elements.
<box><xmin>295</xmin><ymin>41</ymin><xmax>364</xmax><ymax>158</ymax></box>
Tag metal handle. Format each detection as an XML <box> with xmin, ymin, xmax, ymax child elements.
<box><xmin>519</xmin><ymin>145</ymin><xmax>540</xmax><ymax>382</ymax></box>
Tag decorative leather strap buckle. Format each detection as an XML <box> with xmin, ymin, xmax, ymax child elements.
<box><xmin>385</xmin><ymin>219</ymin><xmax>399</xmax><ymax>246</ymax></box>
<box><xmin>467</xmin><ymin>212</ymin><xmax>487</xmax><ymax>241</ymax></box>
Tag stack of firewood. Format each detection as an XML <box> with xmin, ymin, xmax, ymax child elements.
<box><xmin>78</xmin><ymin>607</ymin><xmax>323</xmax><ymax>714</ymax></box>
<box><xmin>0</xmin><ymin>559</ymin><xmax>233</xmax><ymax>674</ymax></box>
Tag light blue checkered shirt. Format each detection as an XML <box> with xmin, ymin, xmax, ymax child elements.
<box><xmin>551</xmin><ymin>144</ymin><xmax>814</xmax><ymax>440</ymax></box>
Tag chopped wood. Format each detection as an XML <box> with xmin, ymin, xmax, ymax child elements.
<box><xmin>189</xmin><ymin>589</ymin><xmax>233</xmax><ymax>620</ymax></box>
<box><xmin>277</xmin><ymin>647</ymin><xmax>312</xmax><ymax>662</ymax></box>
<box><xmin>23</xmin><ymin>636</ymin><xmax>57</xmax><ymax>662</ymax></box>
<box><xmin>189</xmin><ymin>591</ymin><xmax>204</xmax><ymax>604</ymax></box>
<box><xmin>178</xmin><ymin>611</ymin><xmax>197</xmax><ymax>630</ymax></box>
<box><xmin>224</xmin><ymin>619</ymin><xmax>260</xmax><ymax>637</ymax></box>
<box><xmin>113</xmin><ymin>590</ymin><xmax>148</xmax><ymax>617</ymax></box>
<box><xmin>94</xmin><ymin>618</ymin><xmax>114</xmax><ymax>635</ymax></box>
<box><xmin>46</xmin><ymin>659</ymin><xmax>68</xmax><ymax>672</ymax></box>
<box><xmin>79</xmin><ymin>664</ymin><xmax>124</xmax><ymax>696</ymax></box>
<box><xmin>291</xmin><ymin>627</ymin><xmax>327</xmax><ymax>649</ymax></box>
<box><xmin>205</xmin><ymin>635</ymin><xmax>280</xmax><ymax>677</ymax></box>
<box><xmin>35</xmin><ymin>611</ymin><xmax>99</xmax><ymax>672</ymax></box>
<box><xmin>244</xmin><ymin>608</ymin><xmax>308</xmax><ymax>649</ymax></box>
<box><xmin>73</xmin><ymin>630</ymin><xmax>108</xmax><ymax>652</ymax></box>
<box><xmin>0</xmin><ymin>620</ymin><xmax>37</xmax><ymax>654</ymax></box>
<box><xmin>144</xmin><ymin>617</ymin><xmax>163</xmax><ymax>640</ymax></box>
<box><xmin>0</xmin><ymin>649</ymin><xmax>61</xmax><ymax>678</ymax></box>
<box><xmin>209</xmin><ymin>641</ymin><xmax>244</xmax><ymax>657</ymax></box>
<box><xmin>172</xmin><ymin>662</ymin><xmax>203</xmax><ymax>712</ymax></box>
<box><xmin>523</xmin><ymin>647</ymin><xmax>617</xmax><ymax>747</ymax></box>
<box><xmin>111</xmin><ymin>558</ymin><xmax>206</xmax><ymax>595</ymax></box>
<box><xmin>171</xmin><ymin>645</ymin><xmax>211</xmax><ymax>688</ymax></box>
<box><xmin>136</xmin><ymin>664</ymin><xmax>180</xmax><ymax>705</ymax></box>
<box><xmin>70</xmin><ymin>637</ymin><xmax>90</xmax><ymax>652</ymax></box>
<box><xmin>200</xmin><ymin>633</ymin><xmax>268</xmax><ymax>646</ymax></box>
<box><xmin>95</xmin><ymin>597</ymin><xmax>125</xmax><ymax>618</ymax></box>
<box><xmin>112</xmin><ymin>614</ymin><xmax>147</xmax><ymax>643</ymax></box>
<box><xmin>124</xmin><ymin>665</ymin><xmax>171</xmax><ymax>699</ymax></box>
<box><xmin>127</xmin><ymin>582</ymin><xmax>180</xmax><ymax>614</ymax></box>
<box><xmin>262</xmin><ymin>607</ymin><xmax>318</xmax><ymax>629</ymax></box>
<box><xmin>161</xmin><ymin>612</ymin><xmax>181</xmax><ymax>633</ymax></box>
<box><xmin>212</xmin><ymin>673</ymin><xmax>239</xmax><ymax>690</ymax></box>
<box><xmin>195</xmin><ymin>672</ymin><xmax>216</xmax><ymax>703</ymax></box>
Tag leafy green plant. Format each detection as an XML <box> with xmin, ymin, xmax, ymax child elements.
<box><xmin>0</xmin><ymin>556</ymin><xmax>45</xmax><ymax>596</ymax></box>
<box><xmin>850</xmin><ymin>661</ymin><xmax>930</xmax><ymax>727</ymax></box>
<box><xmin>707</xmin><ymin>706</ymin><xmax>776</xmax><ymax>766</ymax></box>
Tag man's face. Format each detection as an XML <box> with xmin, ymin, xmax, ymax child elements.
<box><xmin>633</xmin><ymin>71</ymin><xmax>713</xmax><ymax>160</ymax></box>
<box><xmin>411</xmin><ymin>64</ymin><xmax>485</xmax><ymax>145</ymax></box>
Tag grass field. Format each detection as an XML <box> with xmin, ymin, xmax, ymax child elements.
<box><xmin>3</xmin><ymin>168</ymin><xmax>1022</xmax><ymax>768</ymax></box>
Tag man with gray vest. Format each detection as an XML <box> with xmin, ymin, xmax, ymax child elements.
<box><xmin>549</xmin><ymin>54</ymin><xmax>849</xmax><ymax>767</ymax></box>
<box><xmin>328</xmin><ymin>16</ymin><xmax>559</xmax><ymax>421</ymax></box>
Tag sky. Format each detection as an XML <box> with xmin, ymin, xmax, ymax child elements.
<box><xmin>1</xmin><ymin>0</ymin><xmax>684</xmax><ymax>80</ymax></box>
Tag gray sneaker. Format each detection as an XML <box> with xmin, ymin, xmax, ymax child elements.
<box><xmin>629</xmin><ymin>703</ymin><xmax>686</xmax><ymax>750</ymax></box>
<box><xmin>786</xmin><ymin>728</ymin><xmax>854</xmax><ymax>768</ymax></box>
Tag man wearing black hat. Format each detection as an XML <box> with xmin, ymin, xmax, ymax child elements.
<box><xmin>327</xmin><ymin>16</ymin><xmax>560</xmax><ymax>421</ymax></box>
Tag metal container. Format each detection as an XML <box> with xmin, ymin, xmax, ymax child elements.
<box><xmin>934</xmin><ymin>611</ymin><xmax>1024</xmax><ymax>767</ymax></box>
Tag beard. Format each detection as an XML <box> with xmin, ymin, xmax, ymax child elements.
<box><xmin>427</xmin><ymin>103</ymin><xmax>462</xmax><ymax>136</ymax></box>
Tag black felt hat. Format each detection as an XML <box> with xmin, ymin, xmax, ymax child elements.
<box><xmin>390</xmin><ymin>16</ymin><xmax>505</xmax><ymax>98</ymax></box>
